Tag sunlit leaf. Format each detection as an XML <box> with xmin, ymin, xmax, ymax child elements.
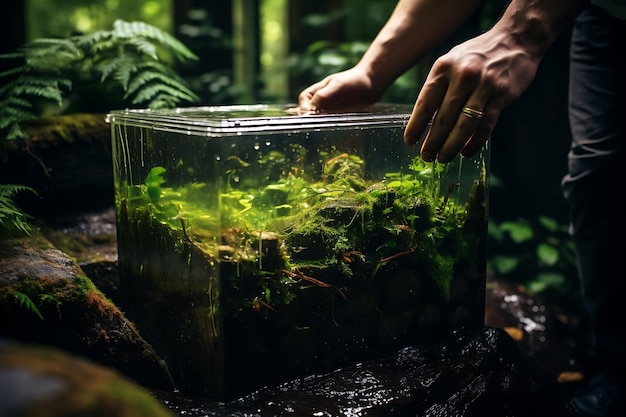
<box><xmin>500</xmin><ymin>220</ymin><xmax>534</xmax><ymax>243</ymax></box>
<box><xmin>538</xmin><ymin>216</ymin><xmax>559</xmax><ymax>232</ymax></box>
<box><xmin>527</xmin><ymin>273</ymin><xmax>565</xmax><ymax>294</ymax></box>
<box><xmin>537</xmin><ymin>243</ymin><xmax>559</xmax><ymax>266</ymax></box>
<box><xmin>491</xmin><ymin>255</ymin><xmax>519</xmax><ymax>275</ymax></box>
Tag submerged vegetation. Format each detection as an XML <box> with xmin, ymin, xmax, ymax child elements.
<box><xmin>114</xmin><ymin>137</ymin><xmax>488</xmax><ymax>397</ymax></box>
<box><xmin>133</xmin><ymin>152</ymin><xmax>476</xmax><ymax>305</ymax></box>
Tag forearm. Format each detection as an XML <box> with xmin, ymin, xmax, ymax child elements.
<box><xmin>356</xmin><ymin>0</ymin><xmax>484</xmax><ymax>91</ymax></box>
<box><xmin>492</xmin><ymin>0</ymin><xmax>589</xmax><ymax>59</ymax></box>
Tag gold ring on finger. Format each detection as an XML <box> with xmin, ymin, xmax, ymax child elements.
<box><xmin>461</xmin><ymin>106</ymin><xmax>484</xmax><ymax>120</ymax></box>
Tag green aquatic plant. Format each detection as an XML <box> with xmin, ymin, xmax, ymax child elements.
<box><xmin>120</xmin><ymin>148</ymin><xmax>485</xmax><ymax>316</ymax></box>
<box><xmin>144</xmin><ymin>166</ymin><xmax>167</xmax><ymax>204</ymax></box>
<box><xmin>0</xmin><ymin>19</ymin><xmax>199</xmax><ymax>140</ymax></box>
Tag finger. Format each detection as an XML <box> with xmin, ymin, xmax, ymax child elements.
<box><xmin>298</xmin><ymin>78</ymin><xmax>331</xmax><ymax>111</ymax></box>
<box><xmin>435</xmin><ymin>101</ymin><xmax>487</xmax><ymax>163</ymax></box>
<box><xmin>418</xmin><ymin>80</ymin><xmax>482</xmax><ymax>162</ymax></box>
<box><xmin>459</xmin><ymin>110</ymin><xmax>498</xmax><ymax>158</ymax></box>
<box><xmin>404</xmin><ymin>77</ymin><xmax>447</xmax><ymax>148</ymax></box>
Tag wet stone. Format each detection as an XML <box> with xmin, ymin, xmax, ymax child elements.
<box><xmin>156</xmin><ymin>327</ymin><xmax>576</xmax><ymax>417</ymax></box>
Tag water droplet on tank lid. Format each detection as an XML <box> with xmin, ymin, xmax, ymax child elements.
<box><xmin>265</xmin><ymin>141</ymin><xmax>271</xmax><ymax>146</ymax></box>
<box><xmin>254</xmin><ymin>143</ymin><xmax>260</xmax><ymax>150</ymax></box>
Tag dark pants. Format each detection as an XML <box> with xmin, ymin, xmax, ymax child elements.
<box><xmin>562</xmin><ymin>4</ymin><xmax>626</xmax><ymax>372</ymax></box>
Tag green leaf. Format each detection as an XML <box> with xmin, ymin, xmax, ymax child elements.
<box><xmin>487</xmin><ymin>219</ymin><xmax>504</xmax><ymax>242</ymax></box>
<box><xmin>491</xmin><ymin>255</ymin><xmax>519</xmax><ymax>275</ymax></box>
<box><xmin>538</xmin><ymin>215</ymin><xmax>559</xmax><ymax>232</ymax></box>
<box><xmin>500</xmin><ymin>220</ymin><xmax>534</xmax><ymax>243</ymax></box>
<box><xmin>526</xmin><ymin>273</ymin><xmax>565</xmax><ymax>294</ymax></box>
<box><xmin>537</xmin><ymin>243</ymin><xmax>559</xmax><ymax>266</ymax></box>
<box><xmin>145</xmin><ymin>166</ymin><xmax>167</xmax><ymax>203</ymax></box>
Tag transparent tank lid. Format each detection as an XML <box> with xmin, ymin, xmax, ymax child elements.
<box><xmin>106</xmin><ymin>103</ymin><xmax>413</xmax><ymax>137</ymax></box>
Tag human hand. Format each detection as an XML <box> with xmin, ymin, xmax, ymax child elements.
<box><xmin>404</xmin><ymin>29</ymin><xmax>542</xmax><ymax>163</ymax></box>
<box><xmin>298</xmin><ymin>67</ymin><xmax>384</xmax><ymax>113</ymax></box>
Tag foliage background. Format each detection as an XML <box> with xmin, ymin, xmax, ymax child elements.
<box><xmin>8</xmin><ymin>0</ymin><xmax>579</xmax><ymax>302</ymax></box>
<box><xmin>26</xmin><ymin>0</ymin><xmax>172</xmax><ymax>39</ymax></box>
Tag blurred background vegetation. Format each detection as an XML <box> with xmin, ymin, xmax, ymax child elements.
<box><xmin>2</xmin><ymin>0</ymin><xmax>579</xmax><ymax>302</ymax></box>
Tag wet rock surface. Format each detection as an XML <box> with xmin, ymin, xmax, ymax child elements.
<box><xmin>0</xmin><ymin>225</ymin><xmax>173</xmax><ymax>392</ymax></box>
<box><xmin>157</xmin><ymin>327</ymin><xmax>576</xmax><ymax>417</ymax></box>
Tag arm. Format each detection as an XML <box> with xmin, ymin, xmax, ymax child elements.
<box><xmin>298</xmin><ymin>0</ymin><xmax>483</xmax><ymax>111</ymax></box>
<box><xmin>408</xmin><ymin>0</ymin><xmax>589</xmax><ymax>162</ymax></box>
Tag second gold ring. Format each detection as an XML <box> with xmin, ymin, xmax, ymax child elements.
<box><xmin>461</xmin><ymin>106</ymin><xmax>484</xmax><ymax>119</ymax></box>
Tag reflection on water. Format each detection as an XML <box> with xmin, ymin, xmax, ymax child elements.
<box><xmin>153</xmin><ymin>327</ymin><xmax>570</xmax><ymax>417</ymax></box>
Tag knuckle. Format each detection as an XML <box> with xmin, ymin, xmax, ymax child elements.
<box><xmin>456</xmin><ymin>60</ymin><xmax>482</xmax><ymax>82</ymax></box>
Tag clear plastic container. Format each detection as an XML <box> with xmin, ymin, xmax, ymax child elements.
<box><xmin>107</xmin><ymin>103</ymin><xmax>489</xmax><ymax>400</ymax></box>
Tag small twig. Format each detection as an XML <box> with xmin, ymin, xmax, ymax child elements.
<box><xmin>378</xmin><ymin>246</ymin><xmax>416</xmax><ymax>263</ymax></box>
<box><xmin>282</xmin><ymin>269</ymin><xmax>348</xmax><ymax>301</ymax></box>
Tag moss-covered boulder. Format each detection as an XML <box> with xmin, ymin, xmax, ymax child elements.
<box><xmin>0</xmin><ymin>337</ymin><xmax>174</xmax><ymax>417</ymax></box>
<box><xmin>0</xmin><ymin>227</ymin><xmax>173</xmax><ymax>391</ymax></box>
<box><xmin>0</xmin><ymin>113</ymin><xmax>113</xmax><ymax>215</ymax></box>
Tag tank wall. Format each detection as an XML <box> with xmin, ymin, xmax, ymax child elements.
<box><xmin>111</xmin><ymin>118</ymin><xmax>488</xmax><ymax>400</ymax></box>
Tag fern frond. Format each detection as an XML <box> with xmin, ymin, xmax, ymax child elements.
<box><xmin>0</xmin><ymin>103</ymin><xmax>35</xmax><ymax>127</ymax></box>
<box><xmin>74</xmin><ymin>28</ymin><xmax>111</xmax><ymax>48</ymax></box>
<box><xmin>7</xmin><ymin>78</ymin><xmax>68</xmax><ymax>106</ymax></box>
<box><xmin>0</xmin><ymin>52</ymin><xmax>26</xmax><ymax>60</ymax></box>
<box><xmin>21</xmin><ymin>38</ymin><xmax>82</xmax><ymax>70</ymax></box>
<box><xmin>13</xmin><ymin>291</ymin><xmax>44</xmax><ymax>320</ymax></box>
<box><xmin>87</xmin><ymin>38</ymin><xmax>117</xmax><ymax>55</ymax></box>
<box><xmin>0</xmin><ymin>95</ymin><xmax>38</xmax><ymax>138</ymax></box>
<box><xmin>107</xmin><ymin>51</ymin><xmax>137</xmax><ymax>90</ymax></box>
<box><xmin>0</xmin><ymin>184</ymin><xmax>37</xmax><ymax>235</ymax></box>
<box><xmin>0</xmin><ymin>66</ymin><xmax>27</xmax><ymax>79</ymax></box>
<box><xmin>111</xmin><ymin>20</ymin><xmax>198</xmax><ymax>61</ymax></box>
<box><xmin>1</xmin><ymin>121</ymin><xmax>28</xmax><ymax>139</ymax></box>
<box><xmin>127</xmin><ymin>37</ymin><xmax>159</xmax><ymax>60</ymax></box>
<box><xmin>95</xmin><ymin>48</ymin><xmax>199</xmax><ymax>107</ymax></box>
<box><xmin>5</xmin><ymin>96</ymin><xmax>34</xmax><ymax>108</ymax></box>
<box><xmin>0</xmin><ymin>184</ymin><xmax>37</xmax><ymax>200</ymax></box>
<box><xmin>96</xmin><ymin>54</ymin><xmax>121</xmax><ymax>83</ymax></box>
<box><xmin>130</xmin><ymin>81</ymin><xmax>199</xmax><ymax>107</ymax></box>
<box><xmin>1</xmin><ymin>19</ymin><xmax>199</xmax><ymax>140</ymax></box>
<box><xmin>125</xmin><ymin>61</ymin><xmax>194</xmax><ymax>96</ymax></box>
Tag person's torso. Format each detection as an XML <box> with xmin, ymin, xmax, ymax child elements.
<box><xmin>592</xmin><ymin>0</ymin><xmax>626</xmax><ymax>19</ymax></box>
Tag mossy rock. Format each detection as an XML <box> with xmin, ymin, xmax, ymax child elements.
<box><xmin>0</xmin><ymin>113</ymin><xmax>113</xmax><ymax>215</ymax></box>
<box><xmin>0</xmin><ymin>337</ymin><xmax>175</xmax><ymax>417</ymax></box>
<box><xmin>0</xmin><ymin>227</ymin><xmax>173</xmax><ymax>391</ymax></box>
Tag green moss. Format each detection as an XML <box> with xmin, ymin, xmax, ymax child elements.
<box><xmin>0</xmin><ymin>272</ymin><xmax>116</xmax><ymax>321</ymax></box>
<box><xmin>0</xmin><ymin>340</ymin><xmax>175</xmax><ymax>417</ymax></box>
<box><xmin>120</xmin><ymin>151</ymin><xmax>484</xmax><ymax>316</ymax></box>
